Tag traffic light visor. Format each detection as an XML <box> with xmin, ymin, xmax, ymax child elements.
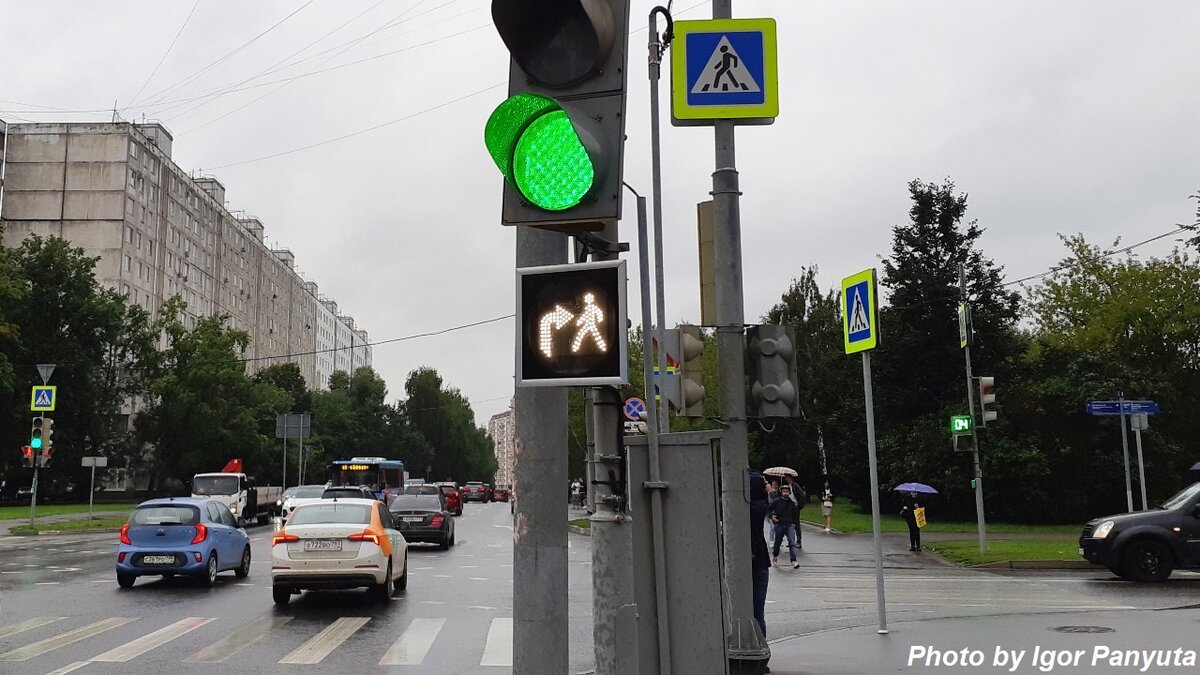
<box><xmin>486</xmin><ymin>93</ymin><xmax>596</xmax><ymax>212</ymax></box>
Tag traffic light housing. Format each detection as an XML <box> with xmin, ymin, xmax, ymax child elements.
<box><xmin>745</xmin><ymin>325</ymin><xmax>800</xmax><ymax>418</ymax></box>
<box><xmin>38</xmin><ymin>417</ymin><xmax>54</xmax><ymax>467</ymax></box>
<box><xmin>487</xmin><ymin>0</ymin><xmax>629</xmax><ymax>231</ymax></box>
<box><xmin>30</xmin><ymin>416</ymin><xmax>44</xmax><ymax>450</ymax></box>
<box><xmin>516</xmin><ymin>259</ymin><xmax>627</xmax><ymax>387</ymax></box>
<box><xmin>978</xmin><ymin>376</ymin><xmax>997</xmax><ymax>426</ymax></box>
<box><xmin>676</xmin><ymin>324</ymin><xmax>706</xmax><ymax>418</ymax></box>
<box><xmin>21</xmin><ymin>445</ymin><xmax>34</xmax><ymax>468</ymax></box>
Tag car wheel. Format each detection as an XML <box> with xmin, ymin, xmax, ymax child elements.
<box><xmin>200</xmin><ymin>552</ymin><xmax>218</xmax><ymax>587</ymax></box>
<box><xmin>449</xmin><ymin>529</ymin><xmax>455</xmax><ymax>547</ymax></box>
<box><xmin>235</xmin><ymin>546</ymin><xmax>251</xmax><ymax>578</ymax></box>
<box><xmin>272</xmin><ymin>585</ymin><xmax>291</xmax><ymax>606</ymax></box>
<box><xmin>117</xmin><ymin>572</ymin><xmax>136</xmax><ymax>589</ymax></box>
<box><xmin>456</xmin><ymin>508</ymin><xmax>462</xmax><ymax>516</ymax></box>
<box><xmin>1123</xmin><ymin>538</ymin><xmax>1174</xmax><ymax>582</ymax></box>
<box><xmin>372</xmin><ymin>560</ymin><xmax>394</xmax><ymax>603</ymax></box>
<box><xmin>439</xmin><ymin>534</ymin><xmax>451</xmax><ymax>551</ymax></box>
<box><xmin>395</xmin><ymin>554</ymin><xmax>408</xmax><ymax>593</ymax></box>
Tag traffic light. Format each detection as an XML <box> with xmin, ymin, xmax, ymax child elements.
<box><xmin>30</xmin><ymin>416</ymin><xmax>44</xmax><ymax>450</ymax></box>
<box><xmin>21</xmin><ymin>445</ymin><xmax>34</xmax><ymax>468</ymax></box>
<box><xmin>745</xmin><ymin>325</ymin><xmax>800</xmax><ymax>418</ymax></box>
<box><xmin>676</xmin><ymin>324</ymin><xmax>706</xmax><ymax>417</ymax></box>
<box><xmin>38</xmin><ymin>417</ymin><xmax>54</xmax><ymax>467</ymax></box>
<box><xmin>978</xmin><ymin>376</ymin><xmax>997</xmax><ymax>426</ymax></box>
<box><xmin>516</xmin><ymin>259</ymin><xmax>627</xmax><ymax>386</ymax></box>
<box><xmin>486</xmin><ymin>0</ymin><xmax>630</xmax><ymax>230</ymax></box>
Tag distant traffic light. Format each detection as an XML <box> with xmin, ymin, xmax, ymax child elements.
<box><xmin>950</xmin><ymin>415</ymin><xmax>973</xmax><ymax>435</ymax></box>
<box><xmin>30</xmin><ymin>416</ymin><xmax>44</xmax><ymax>450</ymax></box>
<box><xmin>677</xmin><ymin>324</ymin><xmax>706</xmax><ymax>418</ymax></box>
<box><xmin>21</xmin><ymin>445</ymin><xmax>34</xmax><ymax>468</ymax></box>
<box><xmin>978</xmin><ymin>377</ymin><xmax>997</xmax><ymax>426</ymax></box>
<box><xmin>38</xmin><ymin>417</ymin><xmax>54</xmax><ymax>467</ymax></box>
<box><xmin>746</xmin><ymin>325</ymin><xmax>799</xmax><ymax>418</ymax></box>
<box><xmin>486</xmin><ymin>0</ymin><xmax>630</xmax><ymax>230</ymax></box>
<box><xmin>516</xmin><ymin>260</ymin><xmax>627</xmax><ymax>386</ymax></box>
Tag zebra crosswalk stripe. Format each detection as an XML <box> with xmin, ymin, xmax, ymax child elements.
<box><xmin>480</xmin><ymin>617</ymin><xmax>513</xmax><ymax>667</ymax></box>
<box><xmin>0</xmin><ymin>618</ymin><xmax>137</xmax><ymax>662</ymax></box>
<box><xmin>278</xmin><ymin>617</ymin><xmax>371</xmax><ymax>665</ymax></box>
<box><xmin>90</xmin><ymin>617</ymin><xmax>215</xmax><ymax>662</ymax></box>
<box><xmin>186</xmin><ymin>616</ymin><xmax>293</xmax><ymax>663</ymax></box>
<box><xmin>0</xmin><ymin>617</ymin><xmax>65</xmax><ymax>641</ymax></box>
<box><xmin>379</xmin><ymin>618</ymin><xmax>445</xmax><ymax>665</ymax></box>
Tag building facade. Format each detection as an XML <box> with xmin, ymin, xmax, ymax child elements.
<box><xmin>488</xmin><ymin>408</ymin><xmax>515</xmax><ymax>488</ymax></box>
<box><xmin>0</xmin><ymin>121</ymin><xmax>369</xmax><ymax>388</ymax></box>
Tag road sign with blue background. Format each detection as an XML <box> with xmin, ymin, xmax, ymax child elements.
<box><xmin>841</xmin><ymin>269</ymin><xmax>879</xmax><ymax>354</ymax></box>
<box><xmin>672</xmin><ymin>18</ymin><xmax>778</xmax><ymax>124</ymax></box>
<box><xmin>1086</xmin><ymin>400</ymin><xmax>1159</xmax><ymax>415</ymax></box>
<box><xmin>624</xmin><ymin>397</ymin><xmax>647</xmax><ymax>421</ymax></box>
<box><xmin>30</xmin><ymin>385</ymin><xmax>56</xmax><ymax>412</ymax></box>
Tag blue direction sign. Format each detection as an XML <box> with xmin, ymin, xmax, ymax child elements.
<box><xmin>1086</xmin><ymin>400</ymin><xmax>1159</xmax><ymax>416</ymax></box>
<box><xmin>672</xmin><ymin>18</ymin><xmax>779</xmax><ymax>124</ymax></box>
<box><xmin>624</xmin><ymin>397</ymin><xmax>647</xmax><ymax>422</ymax></box>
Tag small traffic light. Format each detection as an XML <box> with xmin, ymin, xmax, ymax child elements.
<box><xmin>516</xmin><ymin>259</ymin><xmax>627</xmax><ymax>386</ymax></box>
<box><xmin>677</xmin><ymin>324</ymin><xmax>706</xmax><ymax>418</ymax></box>
<box><xmin>978</xmin><ymin>376</ymin><xmax>997</xmax><ymax>425</ymax></box>
<box><xmin>746</xmin><ymin>325</ymin><xmax>800</xmax><ymax>418</ymax></box>
<box><xmin>487</xmin><ymin>0</ymin><xmax>629</xmax><ymax>231</ymax></box>
<box><xmin>970</xmin><ymin>478</ymin><xmax>978</xmax><ymax>489</ymax></box>
<box><xmin>21</xmin><ymin>445</ymin><xmax>34</xmax><ymax>468</ymax></box>
<box><xmin>30</xmin><ymin>416</ymin><xmax>44</xmax><ymax>449</ymax></box>
<box><xmin>953</xmin><ymin>435</ymin><xmax>976</xmax><ymax>453</ymax></box>
<box><xmin>38</xmin><ymin>417</ymin><xmax>54</xmax><ymax>467</ymax></box>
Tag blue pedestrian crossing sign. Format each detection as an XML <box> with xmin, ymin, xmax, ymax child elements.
<box><xmin>672</xmin><ymin>18</ymin><xmax>779</xmax><ymax>125</ymax></box>
<box><xmin>842</xmin><ymin>269</ymin><xmax>879</xmax><ymax>354</ymax></box>
<box><xmin>30</xmin><ymin>385</ymin><xmax>57</xmax><ymax>412</ymax></box>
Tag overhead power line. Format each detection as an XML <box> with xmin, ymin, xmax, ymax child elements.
<box><xmin>126</xmin><ymin>0</ymin><xmax>203</xmax><ymax>108</ymax></box>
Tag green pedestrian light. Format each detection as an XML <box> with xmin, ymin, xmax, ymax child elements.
<box><xmin>485</xmin><ymin>94</ymin><xmax>596</xmax><ymax>212</ymax></box>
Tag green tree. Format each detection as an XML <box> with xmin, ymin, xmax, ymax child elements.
<box><xmin>402</xmin><ymin>368</ymin><xmax>496</xmax><ymax>482</ymax></box>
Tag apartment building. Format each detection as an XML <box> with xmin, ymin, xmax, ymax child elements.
<box><xmin>0</xmin><ymin>121</ymin><xmax>369</xmax><ymax>388</ymax></box>
<box><xmin>487</xmin><ymin>408</ymin><xmax>515</xmax><ymax>488</ymax></box>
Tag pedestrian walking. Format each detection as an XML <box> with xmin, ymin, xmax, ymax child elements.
<box><xmin>900</xmin><ymin>491</ymin><xmax>923</xmax><ymax>551</ymax></box>
<box><xmin>781</xmin><ymin>474</ymin><xmax>803</xmax><ymax>548</ymax></box>
<box><xmin>820</xmin><ymin>480</ymin><xmax>835</xmax><ymax>533</ymax></box>
<box><xmin>769</xmin><ymin>485</ymin><xmax>800</xmax><ymax>568</ymax></box>
<box><xmin>570</xmin><ymin>479</ymin><xmax>582</xmax><ymax>508</ymax></box>
<box><xmin>749</xmin><ymin>472</ymin><xmax>771</xmax><ymax>640</ymax></box>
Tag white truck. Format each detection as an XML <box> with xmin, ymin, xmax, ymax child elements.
<box><xmin>191</xmin><ymin>472</ymin><xmax>282</xmax><ymax>526</ymax></box>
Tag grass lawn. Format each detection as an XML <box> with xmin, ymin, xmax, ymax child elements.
<box><xmin>0</xmin><ymin>502</ymin><xmax>139</xmax><ymax>520</ymax></box>
<box><xmin>9</xmin><ymin>514</ymin><xmax>128</xmax><ymax>535</ymax></box>
<box><xmin>803</xmin><ymin>504</ymin><xmax>1081</xmax><ymax>535</ymax></box>
<box><xmin>925</xmin><ymin>538</ymin><xmax>1081</xmax><ymax>566</ymax></box>
<box><xmin>569</xmin><ymin>518</ymin><xmax>591</xmax><ymax>530</ymax></box>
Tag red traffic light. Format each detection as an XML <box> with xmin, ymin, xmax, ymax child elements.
<box><xmin>21</xmin><ymin>445</ymin><xmax>34</xmax><ymax>468</ymax></box>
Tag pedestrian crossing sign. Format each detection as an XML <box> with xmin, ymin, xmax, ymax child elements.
<box><xmin>30</xmin><ymin>385</ymin><xmax>57</xmax><ymax>412</ymax></box>
<box><xmin>671</xmin><ymin>18</ymin><xmax>779</xmax><ymax>125</ymax></box>
<box><xmin>841</xmin><ymin>269</ymin><xmax>879</xmax><ymax>354</ymax></box>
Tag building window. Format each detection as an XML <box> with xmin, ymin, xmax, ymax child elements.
<box><xmin>123</xmin><ymin>255</ymin><xmax>132</xmax><ymax>272</ymax></box>
<box><xmin>125</xmin><ymin>226</ymin><xmax>134</xmax><ymax>243</ymax></box>
<box><xmin>130</xmin><ymin>142</ymin><xmax>140</xmax><ymax>159</ymax></box>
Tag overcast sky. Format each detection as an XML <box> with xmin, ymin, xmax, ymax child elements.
<box><xmin>3</xmin><ymin>1</ymin><xmax>1198</xmax><ymax>427</ymax></box>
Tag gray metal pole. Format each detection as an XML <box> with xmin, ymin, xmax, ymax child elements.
<box><xmin>513</xmin><ymin>226</ymin><xmax>570</xmax><ymax>675</ymax></box>
<box><xmin>648</xmin><ymin>9</ymin><xmax>669</xmax><ymax>435</ymax></box>
<box><xmin>862</xmin><ymin>351</ymin><xmax>888</xmax><ymax>634</ymax></box>
<box><xmin>89</xmin><ymin>464</ymin><xmax>96</xmax><ymax>521</ymax></box>
<box><xmin>29</xmin><ymin>465</ymin><xmax>39</xmax><ymax>528</ymax></box>
<box><xmin>282</xmin><ymin>433</ymin><xmax>288</xmax><ymax>491</ymax></box>
<box><xmin>1119</xmin><ymin>392</ymin><xmax>1132</xmax><ymax>513</ymax></box>
<box><xmin>1134</xmin><ymin>427</ymin><xmax>1148</xmax><ymax>511</ymax></box>
<box><xmin>960</xmin><ymin>266</ymin><xmax>987</xmax><ymax>556</ymax></box>
<box><xmin>590</xmin><ymin>220</ymin><xmax>639</xmax><ymax>675</ymax></box>
<box><xmin>711</xmin><ymin>0</ymin><xmax>757</xmax><ymax>654</ymax></box>
<box><xmin>635</xmin><ymin>193</ymin><xmax>673</xmax><ymax>674</ymax></box>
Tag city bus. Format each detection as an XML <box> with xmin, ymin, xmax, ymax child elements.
<box><xmin>328</xmin><ymin>457</ymin><xmax>406</xmax><ymax>502</ymax></box>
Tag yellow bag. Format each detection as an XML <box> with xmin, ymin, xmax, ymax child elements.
<box><xmin>914</xmin><ymin>506</ymin><xmax>927</xmax><ymax>528</ymax></box>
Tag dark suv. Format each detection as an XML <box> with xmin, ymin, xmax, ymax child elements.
<box><xmin>464</xmin><ymin>481</ymin><xmax>490</xmax><ymax>503</ymax></box>
<box><xmin>1079</xmin><ymin>481</ymin><xmax>1200</xmax><ymax>581</ymax></box>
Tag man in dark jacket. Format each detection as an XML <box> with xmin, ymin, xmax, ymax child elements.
<box><xmin>749</xmin><ymin>472</ymin><xmax>771</xmax><ymax>640</ymax></box>
<box><xmin>769</xmin><ymin>485</ymin><xmax>800</xmax><ymax>568</ymax></box>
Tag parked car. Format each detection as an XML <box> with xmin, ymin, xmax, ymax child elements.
<box><xmin>464</xmin><ymin>481</ymin><xmax>490</xmax><ymax>503</ymax></box>
<box><xmin>280</xmin><ymin>485</ymin><xmax>327</xmax><ymax>519</ymax></box>
<box><xmin>390</xmin><ymin>494</ymin><xmax>455</xmax><ymax>550</ymax></box>
<box><xmin>1079</xmin><ymin>481</ymin><xmax>1200</xmax><ymax>581</ymax></box>
<box><xmin>116</xmin><ymin>497</ymin><xmax>252</xmax><ymax>588</ymax></box>
<box><xmin>322</xmin><ymin>485</ymin><xmax>377</xmax><ymax>501</ymax></box>
<box><xmin>493</xmin><ymin>485</ymin><xmax>511</xmax><ymax>502</ymax></box>
<box><xmin>437</xmin><ymin>482</ymin><xmax>463</xmax><ymax>516</ymax></box>
<box><xmin>271</xmin><ymin>498</ymin><xmax>408</xmax><ymax>605</ymax></box>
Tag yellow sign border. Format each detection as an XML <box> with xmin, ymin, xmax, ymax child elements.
<box><xmin>842</xmin><ymin>269</ymin><xmax>878</xmax><ymax>354</ymax></box>
<box><xmin>671</xmin><ymin>18</ymin><xmax>779</xmax><ymax>122</ymax></box>
<box><xmin>31</xmin><ymin>385</ymin><xmax>57</xmax><ymax>412</ymax></box>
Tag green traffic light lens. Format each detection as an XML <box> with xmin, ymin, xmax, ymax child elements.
<box><xmin>31</xmin><ymin>438</ymin><xmax>42</xmax><ymax>449</ymax></box>
<box><xmin>513</xmin><ymin>110</ymin><xmax>594</xmax><ymax>211</ymax></box>
<box><xmin>485</xmin><ymin>93</ymin><xmax>560</xmax><ymax>183</ymax></box>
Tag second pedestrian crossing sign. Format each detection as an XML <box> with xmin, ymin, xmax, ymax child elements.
<box><xmin>672</xmin><ymin>18</ymin><xmax>779</xmax><ymax>125</ymax></box>
<box><xmin>842</xmin><ymin>269</ymin><xmax>879</xmax><ymax>354</ymax></box>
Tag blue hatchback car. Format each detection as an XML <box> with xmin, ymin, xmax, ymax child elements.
<box><xmin>116</xmin><ymin>497</ymin><xmax>252</xmax><ymax>588</ymax></box>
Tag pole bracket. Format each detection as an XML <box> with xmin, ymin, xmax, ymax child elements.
<box><xmin>642</xmin><ymin>481</ymin><xmax>669</xmax><ymax>489</ymax></box>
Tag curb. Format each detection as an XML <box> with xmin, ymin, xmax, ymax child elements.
<box><xmin>568</xmin><ymin>524</ymin><xmax>591</xmax><ymax>536</ymax></box>
<box><xmin>10</xmin><ymin>528</ymin><xmax>122</xmax><ymax>536</ymax></box>
<box><xmin>972</xmin><ymin>559</ymin><xmax>1096</xmax><ymax>570</ymax></box>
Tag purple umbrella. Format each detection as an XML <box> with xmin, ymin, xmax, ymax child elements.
<box><xmin>893</xmin><ymin>482</ymin><xmax>939</xmax><ymax>494</ymax></box>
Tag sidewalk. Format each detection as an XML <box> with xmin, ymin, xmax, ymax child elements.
<box><xmin>0</xmin><ymin>508</ymin><xmax>127</xmax><ymax>537</ymax></box>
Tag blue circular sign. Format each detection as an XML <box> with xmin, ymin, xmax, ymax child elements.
<box><xmin>623</xmin><ymin>397</ymin><xmax>647</xmax><ymax>421</ymax></box>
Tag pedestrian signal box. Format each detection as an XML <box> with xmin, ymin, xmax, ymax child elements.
<box><xmin>516</xmin><ymin>260</ymin><xmax>627</xmax><ymax>387</ymax></box>
<box><xmin>950</xmin><ymin>415</ymin><xmax>973</xmax><ymax>436</ymax></box>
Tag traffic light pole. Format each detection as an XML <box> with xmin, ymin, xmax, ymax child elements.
<box><xmin>960</xmin><ymin>265</ymin><xmax>987</xmax><ymax>556</ymax></box>
<box><xmin>28</xmin><ymin>464</ymin><xmax>39</xmax><ymax>528</ymax></box>
<box><xmin>513</xmin><ymin>226</ymin><xmax>571</xmax><ymax>675</ymax></box>
<box><xmin>649</xmin><ymin>7</ymin><xmax>671</xmax><ymax>435</ymax></box>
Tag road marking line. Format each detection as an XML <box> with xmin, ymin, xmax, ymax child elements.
<box><xmin>468</xmin><ymin>605</ymin><xmax>497</xmax><ymax>611</ymax></box>
<box><xmin>35</xmin><ymin>582</ymin><xmax>60</xmax><ymax>586</ymax></box>
<box><xmin>0</xmin><ymin>618</ymin><xmax>137</xmax><ymax>661</ymax></box>
<box><xmin>480</xmin><ymin>618</ymin><xmax>513</xmax><ymax>667</ymax></box>
<box><xmin>186</xmin><ymin>617</ymin><xmax>293</xmax><ymax>663</ymax></box>
<box><xmin>91</xmin><ymin>579</ymin><xmax>116</xmax><ymax>583</ymax></box>
<box><xmin>1</xmin><ymin>571</ymin><xmax>22</xmax><ymax>574</ymax></box>
<box><xmin>90</xmin><ymin>617</ymin><xmax>215</xmax><ymax>662</ymax></box>
<box><xmin>44</xmin><ymin>660</ymin><xmax>89</xmax><ymax>675</ymax></box>
<box><xmin>379</xmin><ymin>618</ymin><xmax>445</xmax><ymax>665</ymax></box>
<box><xmin>420</xmin><ymin>601</ymin><xmax>447</xmax><ymax>605</ymax></box>
<box><xmin>278</xmin><ymin>617</ymin><xmax>370</xmax><ymax>664</ymax></box>
<box><xmin>470</xmin><ymin>577</ymin><xmax>489</xmax><ymax>581</ymax></box>
<box><xmin>457</xmin><ymin>565</ymin><xmax>478</xmax><ymax>568</ymax></box>
<box><xmin>0</xmin><ymin>617</ymin><xmax>65</xmax><ymax>640</ymax></box>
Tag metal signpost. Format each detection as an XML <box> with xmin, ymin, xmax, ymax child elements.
<box><xmin>275</xmin><ymin>413</ymin><xmax>311</xmax><ymax>490</ymax></box>
<box><xmin>81</xmin><ymin>456</ymin><xmax>108</xmax><ymax>521</ymax></box>
<box><xmin>28</xmin><ymin>364</ymin><xmax>55</xmax><ymax>528</ymax></box>
<box><xmin>841</xmin><ymin>268</ymin><xmax>887</xmax><ymax>634</ymax></box>
<box><xmin>1086</xmin><ymin>399</ymin><xmax>1159</xmax><ymax>511</ymax></box>
<box><xmin>958</xmin><ymin>266</ymin><xmax>988</xmax><ymax>557</ymax></box>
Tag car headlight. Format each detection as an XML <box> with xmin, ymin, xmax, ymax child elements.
<box><xmin>1093</xmin><ymin>520</ymin><xmax>1115</xmax><ymax>539</ymax></box>
<box><xmin>276</xmin><ymin>499</ymin><xmax>282</xmax><ymax>506</ymax></box>
<box><xmin>229</xmin><ymin>504</ymin><xmax>237</xmax><ymax>512</ymax></box>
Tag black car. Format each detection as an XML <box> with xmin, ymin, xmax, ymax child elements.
<box><xmin>1079</xmin><ymin>481</ymin><xmax>1200</xmax><ymax>581</ymax></box>
<box><xmin>463</xmin><ymin>481</ymin><xmax>490</xmax><ymax>503</ymax></box>
<box><xmin>390</xmin><ymin>494</ymin><xmax>455</xmax><ymax>550</ymax></box>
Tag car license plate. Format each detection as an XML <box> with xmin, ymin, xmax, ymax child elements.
<box><xmin>403</xmin><ymin>516</ymin><xmax>424</xmax><ymax>523</ymax></box>
<box><xmin>304</xmin><ymin>539</ymin><xmax>343</xmax><ymax>551</ymax></box>
<box><xmin>143</xmin><ymin>555</ymin><xmax>175</xmax><ymax>565</ymax></box>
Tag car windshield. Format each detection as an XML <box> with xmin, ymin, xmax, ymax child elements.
<box><xmin>289</xmin><ymin>503</ymin><xmax>371</xmax><ymax>525</ymax></box>
<box><xmin>409</xmin><ymin>485</ymin><xmax>440</xmax><ymax>495</ymax></box>
<box><xmin>131</xmin><ymin>505</ymin><xmax>200</xmax><ymax>526</ymax></box>
<box><xmin>290</xmin><ymin>486</ymin><xmax>325</xmax><ymax>499</ymax></box>
<box><xmin>323</xmin><ymin>488</ymin><xmax>365</xmax><ymax>499</ymax></box>
<box><xmin>390</xmin><ymin>495</ymin><xmax>442</xmax><ymax>510</ymax></box>
<box><xmin>438</xmin><ymin>485</ymin><xmax>457</xmax><ymax>495</ymax></box>
<box><xmin>193</xmin><ymin>475</ymin><xmax>239</xmax><ymax>495</ymax></box>
<box><xmin>1161</xmin><ymin>482</ymin><xmax>1200</xmax><ymax>510</ymax></box>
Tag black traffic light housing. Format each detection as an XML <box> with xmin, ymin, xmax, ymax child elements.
<box><xmin>746</xmin><ymin>325</ymin><xmax>800</xmax><ymax>418</ymax></box>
